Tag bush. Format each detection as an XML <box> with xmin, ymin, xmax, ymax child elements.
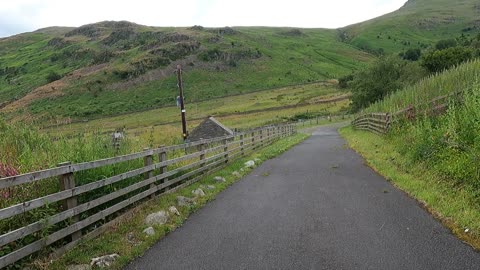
<box><xmin>338</xmin><ymin>74</ymin><xmax>354</xmax><ymax>89</ymax></box>
<box><xmin>422</xmin><ymin>47</ymin><xmax>474</xmax><ymax>73</ymax></box>
<box><xmin>435</xmin><ymin>39</ymin><xmax>457</xmax><ymax>50</ymax></box>
<box><xmin>349</xmin><ymin>56</ymin><xmax>426</xmax><ymax>111</ymax></box>
<box><xmin>46</xmin><ymin>71</ymin><xmax>62</xmax><ymax>83</ymax></box>
<box><xmin>400</xmin><ymin>48</ymin><xmax>421</xmax><ymax>61</ymax></box>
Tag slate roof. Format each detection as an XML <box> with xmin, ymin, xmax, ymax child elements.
<box><xmin>188</xmin><ymin>116</ymin><xmax>234</xmax><ymax>141</ymax></box>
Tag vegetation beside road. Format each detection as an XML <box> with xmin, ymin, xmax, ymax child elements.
<box><xmin>340</xmin><ymin>126</ymin><xmax>480</xmax><ymax>250</ymax></box>
<box><xmin>342</xmin><ymin>57</ymin><xmax>480</xmax><ymax>251</ymax></box>
<box><xmin>42</xmin><ymin>133</ymin><xmax>308</xmax><ymax>270</ymax></box>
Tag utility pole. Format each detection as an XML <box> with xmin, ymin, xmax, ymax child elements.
<box><xmin>176</xmin><ymin>65</ymin><xmax>188</xmax><ymax>141</ymax></box>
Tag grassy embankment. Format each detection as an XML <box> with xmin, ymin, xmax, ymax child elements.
<box><xmin>41</xmin><ymin>133</ymin><xmax>309</xmax><ymax>269</ymax></box>
<box><xmin>341</xmin><ymin>60</ymin><xmax>480</xmax><ymax>249</ymax></box>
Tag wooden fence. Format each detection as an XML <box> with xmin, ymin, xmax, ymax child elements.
<box><xmin>352</xmin><ymin>91</ymin><xmax>462</xmax><ymax>134</ymax></box>
<box><xmin>0</xmin><ymin>123</ymin><xmax>296</xmax><ymax>268</ymax></box>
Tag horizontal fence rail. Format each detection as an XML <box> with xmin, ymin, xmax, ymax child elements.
<box><xmin>352</xmin><ymin>91</ymin><xmax>463</xmax><ymax>135</ymax></box>
<box><xmin>0</xmin><ymin>123</ymin><xmax>297</xmax><ymax>268</ymax></box>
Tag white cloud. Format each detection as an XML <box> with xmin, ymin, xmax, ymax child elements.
<box><xmin>0</xmin><ymin>0</ymin><xmax>407</xmax><ymax>37</ymax></box>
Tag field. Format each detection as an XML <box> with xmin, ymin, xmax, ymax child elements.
<box><xmin>43</xmin><ymin>81</ymin><xmax>350</xmax><ymax>138</ymax></box>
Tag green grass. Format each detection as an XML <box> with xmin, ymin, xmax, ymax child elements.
<box><xmin>340</xmin><ymin>126</ymin><xmax>480</xmax><ymax>250</ymax></box>
<box><xmin>342</xmin><ymin>61</ymin><xmax>480</xmax><ymax>250</ymax></box>
<box><xmin>342</xmin><ymin>0</ymin><xmax>480</xmax><ymax>54</ymax></box>
<box><xmin>363</xmin><ymin>59</ymin><xmax>480</xmax><ymax>113</ymax></box>
<box><xmin>42</xmin><ymin>132</ymin><xmax>308</xmax><ymax>269</ymax></box>
<box><xmin>42</xmin><ymin>81</ymin><xmax>350</xmax><ymax>137</ymax></box>
<box><xmin>0</xmin><ymin>24</ymin><xmax>371</xmax><ymax>123</ymax></box>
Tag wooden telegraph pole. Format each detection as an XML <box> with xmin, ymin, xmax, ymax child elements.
<box><xmin>176</xmin><ymin>65</ymin><xmax>188</xmax><ymax>141</ymax></box>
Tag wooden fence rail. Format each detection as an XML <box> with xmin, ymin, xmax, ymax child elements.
<box><xmin>352</xmin><ymin>91</ymin><xmax>462</xmax><ymax>134</ymax></box>
<box><xmin>0</xmin><ymin>123</ymin><xmax>297</xmax><ymax>268</ymax></box>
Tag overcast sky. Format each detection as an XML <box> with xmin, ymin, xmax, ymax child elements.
<box><xmin>0</xmin><ymin>0</ymin><xmax>407</xmax><ymax>38</ymax></box>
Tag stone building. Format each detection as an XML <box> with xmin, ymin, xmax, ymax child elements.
<box><xmin>188</xmin><ymin>116</ymin><xmax>234</xmax><ymax>141</ymax></box>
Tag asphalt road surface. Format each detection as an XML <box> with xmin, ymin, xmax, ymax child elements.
<box><xmin>125</xmin><ymin>125</ymin><xmax>480</xmax><ymax>270</ymax></box>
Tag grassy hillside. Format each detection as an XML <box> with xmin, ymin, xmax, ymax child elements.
<box><xmin>363</xmin><ymin>60</ymin><xmax>480</xmax><ymax>113</ymax></box>
<box><xmin>2</xmin><ymin>0</ymin><xmax>479</xmax><ymax>127</ymax></box>
<box><xmin>0</xmin><ymin>22</ymin><xmax>371</xmax><ymax>124</ymax></box>
<box><xmin>341</xmin><ymin>0</ymin><xmax>480</xmax><ymax>54</ymax></box>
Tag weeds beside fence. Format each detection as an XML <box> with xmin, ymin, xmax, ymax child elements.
<box><xmin>0</xmin><ymin>123</ymin><xmax>296</xmax><ymax>268</ymax></box>
<box><xmin>352</xmin><ymin>91</ymin><xmax>463</xmax><ymax>134</ymax></box>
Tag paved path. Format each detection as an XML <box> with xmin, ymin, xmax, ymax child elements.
<box><xmin>125</xmin><ymin>125</ymin><xmax>480</xmax><ymax>270</ymax></box>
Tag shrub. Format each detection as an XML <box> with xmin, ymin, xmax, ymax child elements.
<box><xmin>422</xmin><ymin>47</ymin><xmax>474</xmax><ymax>73</ymax></box>
<box><xmin>338</xmin><ymin>74</ymin><xmax>354</xmax><ymax>89</ymax></box>
<box><xmin>435</xmin><ymin>39</ymin><xmax>457</xmax><ymax>50</ymax></box>
<box><xmin>46</xmin><ymin>71</ymin><xmax>62</xmax><ymax>83</ymax></box>
<box><xmin>349</xmin><ymin>56</ymin><xmax>426</xmax><ymax>111</ymax></box>
<box><xmin>400</xmin><ymin>48</ymin><xmax>421</xmax><ymax>61</ymax></box>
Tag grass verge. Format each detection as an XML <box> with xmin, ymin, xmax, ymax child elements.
<box><xmin>339</xmin><ymin>126</ymin><xmax>480</xmax><ymax>250</ymax></box>
<box><xmin>42</xmin><ymin>133</ymin><xmax>308</xmax><ymax>269</ymax></box>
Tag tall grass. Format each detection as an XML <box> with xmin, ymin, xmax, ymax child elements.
<box><xmin>392</xmin><ymin>80</ymin><xmax>480</xmax><ymax>199</ymax></box>
<box><xmin>363</xmin><ymin>60</ymin><xmax>480</xmax><ymax>113</ymax></box>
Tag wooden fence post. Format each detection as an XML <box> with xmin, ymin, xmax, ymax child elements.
<box><xmin>251</xmin><ymin>131</ymin><xmax>255</xmax><ymax>150</ymax></box>
<box><xmin>158</xmin><ymin>147</ymin><xmax>168</xmax><ymax>191</ymax></box>
<box><xmin>57</xmin><ymin>161</ymin><xmax>81</xmax><ymax>242</ymax></box>
<box><xmin>223</xmin><ymin>138</ymin><xmax>229</xmax><ymax>164</ymax></box>
<box><xmin>385</xmin><ymin>113</ymin><xmax>391</xmax><ymax>132</ymax></box>
<box><xmin>240</xmin><ymin>134</ymin><xmax>245</xmax><ymax>156</ymax></box>
<box><xmin>199</xmin><ymin>142</ymin><xmax>206</xmax><ymax>174</ymax></box>
<box><xmin>143</xmin><ymin>148</ymin><xmax>154</xmax><ymax>199</ymax></box>
<box><xmin>260</xmin><ymin>129</ymin><xmax>263</xmax><ymax>147</ymax></box>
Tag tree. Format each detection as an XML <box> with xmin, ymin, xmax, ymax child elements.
<box><xmin>421</xmin><ymin>47</ymin><xmax>474</xmax><ymax>73</ymax></box>
<box><xmin>349</xmin><ymin>56</ymin><xmax>426</xmax><ymax>111</ymax></box>
<box><xmin>338</xmin><ymin>74</ymin><xmax>354</xmax><ymax>89</ymax></box>
<box><xmin>435</xmin><ymin>39</ymin><xmax>457</xmax><ymax>50</ymax></box>
<box><xmin>400</xmin><ymin>48</ymin><xmax>422</xmax><ymax>61</ymax></box>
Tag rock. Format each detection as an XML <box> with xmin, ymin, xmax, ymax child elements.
<box><xmin>66</xmin><ymin>265</ymin><xmax>91</xmax><ymax>270</ymax></box>
<box><xmin>192</xmin><ymin>188</ymin><xmax>206</xmax><ymax>197</ymax></box>
<box><xmin>126</xmin><ymin>232</ymin><xmax>138</xmax><ymax>245</ymax></box>
<box><xmin>254</xmin><ymin>158</ymin><xmax>261</xmax><ymax>162</ymax></box>
<box><xmin>240</xmin><ymin>168</ymin><xmax>244</xmax><ymax>172</ymax></box>
<box><xmin>143</xmin><ymin>227</ymin><xmax>155</xmax><ymax>236</ymax></box>
<box><xmin>245</xmin><ymin>160</ymin><xmax>255</xmax><ymax>168</ymax></box>
<box><xmin>177</xmin><ymin>196</ymin><xmax>195</xmax><ymax>206</ymax></box>
<box><xmin>90</xmin><ymin>254</ymin><xmax>120</xmax><ymax>268</ymax></box>
<box><xmin>145</xmin><ymin>211</ymin><xmax>168</xmax><ymax>226</ymax></box>
<box><xmin>214</xmin><ymin>176</ymin><xmax>226</xmax><ymax>182</ymax></box>
<box><xmin>169</xmin><ymin>206</ymin><xmax>180</xmax><ymax>216</ymax></box>
<box><xmin>206</xmin><ymin>185</ymin><xmax>216</xmax><ymax>190</ymax></box>
<box><xmin>465</xmin><ymin>228</ymin><xmax>470</xmax><ymax>233</ymax></box>
<box><xmin>232</xmin><ymin>171</ymin><xmax>241</xmax><ymax>177</ymax></box>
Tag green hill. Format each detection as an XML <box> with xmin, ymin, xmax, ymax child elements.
<box><xmin>341</xmin><ymin>0</ymin><xmax>480</xmax><ymax>54</ymax></box>
<box><xmin>1</xmin><ymin>0</ymin><xmax>479</xmax><ymax>125</ymax></box>
<box><xmin>0</xmin><ymin>22</ymin><xmax>371</xmax><ymax>123</ymax></box>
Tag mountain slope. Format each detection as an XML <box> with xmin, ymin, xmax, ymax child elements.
<box><xmin>0</xmin><ymin>22</ymin><xmax>371</xmax><ymax>123</ymax></box>
<box><xmin>341</xmin><ymin>0</ymin><xmax>480</xmax><ymax>54</ymax></box>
